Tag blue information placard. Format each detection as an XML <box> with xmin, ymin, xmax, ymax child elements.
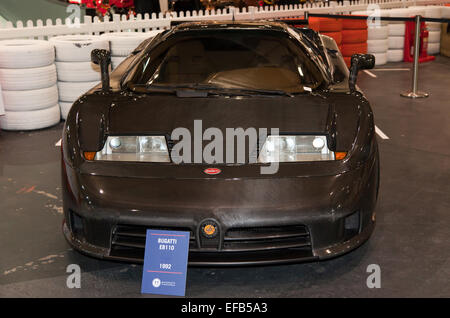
<box><xmin>141</xmin><ymin>229</ymin><xmax>190</xmax><ymax>296</ymax></box>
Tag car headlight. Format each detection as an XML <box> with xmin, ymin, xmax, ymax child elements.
<box><xmin>258</xmin><ymin>135</ymin><xmax>345</xmax><ymax>163</ymax></box>
<box><xmin>91</xmin><ymin>136</ymin><xmax>170</xmax><ymax>162</ymax></box>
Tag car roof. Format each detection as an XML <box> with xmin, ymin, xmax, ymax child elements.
<box><xmin>131</xmin><ymin>20</ymin><xmax>333</xmax><ymax>87</ymax></box>
<box><xmin>171</xmin><ymin>20</ymin><xmax>292</xmax><ymax>33</ymax></box>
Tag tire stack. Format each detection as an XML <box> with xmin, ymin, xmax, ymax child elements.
<box><xmin>441</xmin><ymin>6</ymin><xmax>450</xmax><ymax>57</ymax></box>
<box><xmin>317</xmin><ymin>18</ymin><xmax>343</xmax><ymax>55</ymax></box>
<box><xmin>423</xmin><ymin>6</ymin><xmax>444</xmax><ymax>55</ymax></box>
<box><xmin>308</xmin><ymin>17</ymin><xmax>321</xmax><ymax>32</ymax></box>
<box><xmin>0</xmin><ymin>40</ymin><xmax>60</xmax><ymax>130</ymax></box>
<box><xmin>0</xmin><ymin>84</ymin><xmax>5</xmax><ymax>117</ymax></box>
<box><xmin>352</xmin><ymin>10</ymin><xmax>390</xmax><ymax>66</ymax></box>
<box><xmin>341</xmin><ymin>17</ymin><xmax>368</xmax><ymax>67</ymax></box>
<box><xmin>387</xmin><ymin>8</ymin><xmax>411</xmax><ymax>62</ymax></box>
<box><xmin>101</xmin><ymin>30</ymin><xmax>162</xmax><ymax>70</ymax></box>
<box><xmin>49</xmin><ymin>35</ymin><xmax>108</xmax><ymax>120</ymax></box>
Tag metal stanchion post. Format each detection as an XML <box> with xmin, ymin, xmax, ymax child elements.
<box><xmin>401</xmin><ymin>15</ymin><xmax>429</xmax><ymax>98</ymax></box>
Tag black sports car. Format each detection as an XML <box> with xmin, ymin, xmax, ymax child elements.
<box><xmin>61</xmin><ymin>21</ymin><xmax>379</xmax><ymax>265</ymax></box>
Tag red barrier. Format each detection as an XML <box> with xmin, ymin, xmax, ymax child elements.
<box><xmin>403</xmin><ymin>19</ymin><xmax>435</xmax><ymax>63</ymax></box>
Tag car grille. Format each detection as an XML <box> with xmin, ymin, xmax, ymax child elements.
<box><xmin>109</xmin><ymin>223</ymin><xmax>312</xmax><ymax>262</ymax></box>
<box><xmin>223</xmin><ymin>225</ymin><xmax>311</xmax><ymax>252</ymax></box>
<box><xmin>110</xmin><ymin>224</ymin><xmax>195</xmax><ymax>261</ymax></box>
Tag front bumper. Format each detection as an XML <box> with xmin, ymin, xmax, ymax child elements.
<box><xmin>62</xmin><ymin>154</ymin><xmax>378</xmax><ymax>266</ymax></box>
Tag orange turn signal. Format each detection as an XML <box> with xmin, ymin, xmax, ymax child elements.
<box><xmin>84</xmin><ymin>152</ymin><xmax>96</xmax><ymax>161</ymax></box>
<box><xmin>335</xmin><ymin>152</ymin><xmax>347</xmax><ymax>160</ymax></box>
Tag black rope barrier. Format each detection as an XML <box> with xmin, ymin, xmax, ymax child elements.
<box><xmin>304</xmin><ymin>13</ymin><xmax>450</xmax><ymax>24</ymax></box>
<box><xmin>170</xmin><ymin>14</ymin><xmax>450</xmax><ymax>27</ymax></box>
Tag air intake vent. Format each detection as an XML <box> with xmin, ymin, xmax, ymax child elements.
<box><xmin>223</xmin><ymin>225</ymin><xmax>311</xmax><ymax>252</ymax></box>
<box><xmin>110</xmin><ymin>224</ymin><xmax>195</xmax><ymax>261</ymax></box>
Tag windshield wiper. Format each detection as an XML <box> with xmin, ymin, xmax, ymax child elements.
<box><xmin>220</xmin><ymin>88</ymin><xmax>295</xmax><ymax>97</ymax></box>
<box><xmin>157</xmin><ymin>84</ymin><xmax>295</xmax><ymax>97</ymax></box>
<box><xmin>129</xmin><ymin>83</ymin><xmax>295</xmax><ymax>97</ymax></box>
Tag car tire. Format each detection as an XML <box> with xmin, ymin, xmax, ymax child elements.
<box><xmin>387</xmin><ymin>49</ymin><xmax>404</xmax><ymax>62</ymax></box>
<box><xmin>367</xmin><ymin>39</ymin><xmax>389</xmax><ymax>53</ymax></box>
<box><xmin>388</xmin><ymin>24</ymin><xmax>406</xmax><ymax>36</ymax></box>
<box><xmin>342</xmin><ymin>17</ymin><xmax>367</xmax><ymax>30</ymax></box>
<box><xmin>0</xmin><ymin>64</ymin><xmax>57</xmax><ymax>91</ymax></box>
<box><xmin>102</xmin><ymin>30</ymin><xmax>162</xmax><ymax>56</ymax></box>
<box><xmin>368</xmin><ymin>26</ymin><xmax>389</xmax><ymax>40</ymax></box>
<box><xmin>442</xmin><ymin>7</ymin><xmax>450</xmax><ymax>19</ymax></box>
<box><xmin>388</xmin><ymin>8</ymin><xmax>411</xmax><ymax>22</ymax></box>
<box><xmin>308</xmin><ymin>17</ymin><xmax>320</xmax><ymax>32</ymax></box>
<box><xmin>343</xmin><ymin>56</ymin><xmax>351</xmax><ymax>68</ymax></box>
<box><xmin>341</xmin><ymin>42</ymin><xmax>368</xmax><ymax>56</ymax></box>
<box><xmin>49</xmin><ymin>35</ymin><xmax>110</xmax><ymax>62</ymax></box>
<box><xmin>0</xmin><ymin>40</ymin><xmax>55</xmax><ymax>69</ymax></box>
<box><xmin>351</xmin><ymin>10</ymin><xmax>389</xmax><ymax>26</ymax></box>
<box><xmin>60</xmin><ymin>101</ymin><xmax>73</xmax><ymax>120</ymax></box>
<box><xmin>57</xmin><ymin>81</ymin><xmax>99</xmax><ymax>102</ymax></box>
<box><xmin>0</xmin><ymin>104</ymin><xmax>60</xmax><ymax>131</ymax></box>
<box><xmin>318</xmin><ymin>18</ymin><xmax>343</xmax><ymax>32</ymax></box>
<box><xmin>406</xmin><ymin>7</ymin><xmax>426</xmax><ymax>18</ymax></box>
<box><xmin>0</xmin><ymin>84</ymin><xmax>5</xmax><ymax>115</ymax></box>
<box><xmin>388</xmin><ymin>36</ymin><xmax>405</xmax><ymax>49</ymax></box>
<box><xmin>111</xmin><ymin>56</ymin><xmax>127</xmax><ymax>70</ymax></box>
<box><xmin>428</xmin><ymin>30</ymin><xmax>441</xmax><ymax>43</ymax></box>
<box><xmin>320</xmin><ymin>31</ymin><xmax>342</xmax><ymax>45</ymax></box>
<box><xmin>427</xmin><ymin>42</ymin><xmax>440</xmax><ymax>55</ymax></box>
<box><xmin>55</xmin><ymin>61</ymin><xmax>101</xmax><ymax>82</ymax></box>
<box><xmin>372</xmin><ymin>52</ymin><xmax>388</xmax><ymax>65</ymax></box>
<box><xmin>425</xmin><ymin>6</ymin><xmax>443</xmax><ymax>19</ymax></box>
<box><xmin>342</xmin><ymin>29</ymin><xmax>368</xmax><ymax>44</ymax></box>
<box><xmin>2</xmin><ymin>85</ymin><xmax>58</xmax><ymax>111</ymax></box>
<box><xmin>427</xmin><ymin>22</ymin><xmax>441</xmax><ymax>31</ymax></box>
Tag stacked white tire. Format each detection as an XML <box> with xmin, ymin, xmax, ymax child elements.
<box><xmin>387</xmin><ymin>8</ymin><xmax>411</xmax><ymax>62</ymax></box>
<box><xmin>49</xmin><ymin>35</ymin><xmax>108</xmax><ymax>119</ymax></box>
<box><xmin>351</xmin><ymin>10</ymin><xmax>389</xmax><ymax>65</ymax></box>
<box><xmin>422</xmin><ymin>6</ymin><xmax>443</xmax><ymax>55</ymax></box>
<box><xmin>101</xmin><ymin>30</ymin><xmax>163</xmax><ymax>69</ymax></box>
<box><xmin>0</xmin><ymin>84</ymin><xmax>5</xmax><ymax>116</ymax></box>
<box><xmin>0</xmin><ymin>40</ymin><xmax>60</xmax><ymax>130</ymax></box>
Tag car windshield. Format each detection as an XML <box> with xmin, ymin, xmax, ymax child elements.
<box><xmin>127</xmin><ymin>29</ymin><xmax>326</xmax><ymax>94</ymax></box>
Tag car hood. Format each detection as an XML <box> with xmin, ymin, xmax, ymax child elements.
<box><xmin>75</xmin><ymin>92</ymin><xmax>361</xmax><ymax>155</ymax></box>
<box><xmin>109</xmin><ymin>94</ymin><xmax>330</xmax><ymax>134</ymax></box>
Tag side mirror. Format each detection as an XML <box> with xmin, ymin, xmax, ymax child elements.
<box><xmin>91</xmin><ymin>49</ymin><xmax>111</xmax><ymax>92</ymax></box>
<box><xmin>349</xmin><ymin>54</ymin><xmax>375</xmax><ymax>92</ymax></box>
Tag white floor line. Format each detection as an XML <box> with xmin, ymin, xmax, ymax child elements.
<box><xmin>364</xmin><ymin>70</ymin><xmax>377</xmax><ymax>78</ymax></box>
<box><xmin>375</xmin><ymin>126</ymin><xmax>389</xmax><ymax>140</ymax></box>
<box><xmin>55</xmin><ymin>139</ymin><xmax>61</xmax><ymax>147</ymax></box>
<box><xmin>373</xmin><ymin>68</ymin><xmax>410</xmax><ymax>71</ymax></box>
